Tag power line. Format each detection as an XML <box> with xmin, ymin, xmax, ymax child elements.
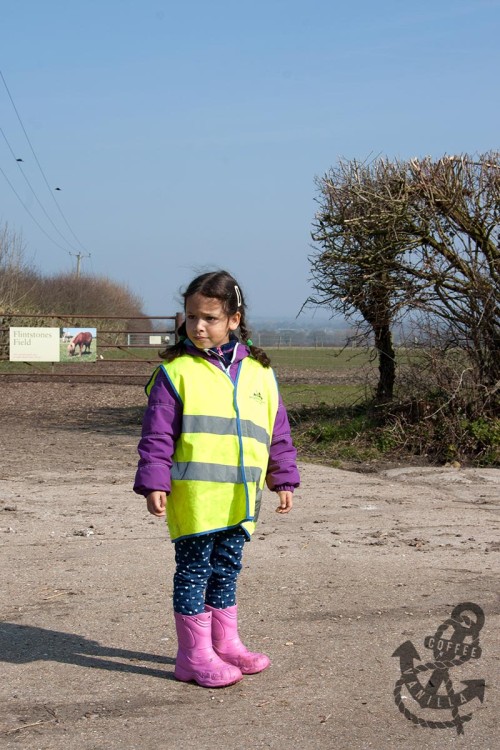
<box><xmin>0</xmin><ymin>124</ymin><xmax>82</xmax><ymax>254</ymax></box>
<box><xmin>0</xmin><ymin>69</ymin><xmax>89</xmax><ymax>254</ymax></box>
<box><xmin>0</xmin><ymin>161</ymin><xmax>72</xmax><ymax>254</ymax></box>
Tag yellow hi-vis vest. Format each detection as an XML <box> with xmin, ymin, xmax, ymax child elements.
<box><xmin>146</xmin><ymin>354</ymin><xmax>279</xmax><ymax>541</ymax></box>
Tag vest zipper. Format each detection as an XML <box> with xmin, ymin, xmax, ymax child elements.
<box><xmin>206</xmin><ymin>342</ymin><xmax>239</xmax><ymax>379</ymax></box>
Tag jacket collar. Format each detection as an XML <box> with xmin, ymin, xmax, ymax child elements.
<box><xmin>184</xmin><ymin>338</ymin><xmax>250</xmax><ymax>366</ymax></box>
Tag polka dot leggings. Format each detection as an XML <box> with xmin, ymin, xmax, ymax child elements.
<box><xmin>173</xmin><ymin>527</ymin><xmax>247</xmax><ymax>615</ymax></box>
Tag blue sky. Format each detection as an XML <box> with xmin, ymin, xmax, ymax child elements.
<box><xmin>1</xmin><ymin>0</ymin><xmax>499</xmax><ymax>320</ymax></box>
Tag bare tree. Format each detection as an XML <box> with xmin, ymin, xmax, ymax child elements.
<box><xmin>405</xmin><ymin>154</ymin><xmax>500</xmax><ymax>391</ymax></box>
<box><xmin>1</xmin><ymin>226</ymin><xmax>148</xmax><ymax>348</ymax></box>
<box><xmin>309</xmin><ymin>158</ymin><xmax>414</xmax><ymax>401</ymax></box>
<box><xmin>32</xmin><ymin>274</ymin><xmax>149</xmax><ymax>342</ymax></box>
<box><xmin>309</xmin><ymin>153</ymin><xmax>500</xmax><ymax>411</ymax></box>
<box><xmin>0</xmin><ymin>223</ymin><xmax>38</xmax><ymax>311</ymax></box>
<box><xmin>35</xmin><ymin>273</ymin><xmax>145</xmax><ymax>318</ymax></box>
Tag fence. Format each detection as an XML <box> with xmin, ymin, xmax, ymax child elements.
<box><xmin>0</xmin><ymin>312</ymin><xmax>183</xmax><ymax>380</ymax></box>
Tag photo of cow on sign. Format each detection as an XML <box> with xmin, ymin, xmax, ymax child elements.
<box><xmin>60</xmin><ymin>328</ymin><xmax>97</xmax><ymax>362</ymax></box>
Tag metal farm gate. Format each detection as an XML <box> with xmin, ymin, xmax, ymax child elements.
<box><xmin>0</xmin><ymin>312</ymin><xmax>183</xmax><ymax>382</ymax></box>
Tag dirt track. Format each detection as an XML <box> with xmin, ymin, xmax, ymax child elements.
<box><xmin>1</xmin><ymin>380</ymin><xmax>499</xmax><ymax>749</ymax></box>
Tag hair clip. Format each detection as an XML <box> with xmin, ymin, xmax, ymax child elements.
<box><xmin>246</xmin><ymin>339</ymin><xmax>253</xmax><ymax>347</ymax></box>
<box><xmin>234</xmin><ymin>285</ymin><xmax>242</xmax><ymax>307</ymax></box>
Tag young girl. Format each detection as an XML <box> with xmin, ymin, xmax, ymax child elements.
<box><xmin>134</xmin><ymin>270</ymin><xmax>300</xmax><ymax>688</ymax></box>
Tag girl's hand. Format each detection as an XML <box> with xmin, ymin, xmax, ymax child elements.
<box><xmin>146</xmin><ymin>491</ymin><xmax>167</xmax><ymax>517</ymax></box>
<box><xmin>275</xmin><ymin>490</ymin><xmax>293</xmax><ymax>514</ymax></box>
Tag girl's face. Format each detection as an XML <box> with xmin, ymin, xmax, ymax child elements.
<box><xmin>185</xmin><ymin>293</ymin><xmax>241</xmax><ymax>349</ymax></box>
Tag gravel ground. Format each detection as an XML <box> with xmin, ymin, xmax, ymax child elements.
<box><xmin>0</xmin><ymin>379</ymin><xmax>499</xmax><ymax>750</ymax></box>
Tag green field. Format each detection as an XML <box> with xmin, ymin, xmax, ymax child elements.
<box><xmin>280</xmin><ymin>383</ymin><xmax>369</xmax><ymax>408</ymax></box>
<box><xmin>265</xmin><ymin>347</ymin><xmax>377</xmax><ymax>408</ymax></box>
<box><xmin>0</xmin><ymin>345</ymin><xmax>161</xmax><ymax>372</ymax></box>
<box><xmin>1</xmin><ymin>344</ymin><xmax>494</xmax><ymax>466</ymax></box>
<box><xmin>266</xmin><ymin>346</ymin><xmax>372</xmax><ymax>370</ymax></box>
<box><xmin>0</xmin><ymin>344</ymin><xmax>405</xmax><ymax>410</ymax></box>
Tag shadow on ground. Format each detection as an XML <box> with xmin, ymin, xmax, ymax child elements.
<box><xmin>0</xmin><ymin>622</ymin><xmax>175</xmax><ymax>680</ymax></box>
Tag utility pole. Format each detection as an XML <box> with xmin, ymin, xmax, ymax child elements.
<box><xmin>70</xmin><ymin>251</ymin><xmax>91</xmax><ymax>276</ymax></box>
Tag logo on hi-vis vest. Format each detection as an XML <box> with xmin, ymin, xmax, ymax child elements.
<box><xmin>250</xmin><ymin>391</ymin><xmax>264</xmax><ymax>404</ymax></box>
<box><xmin>392</xmin><ymin>602</ymin><xmax>485</xmax><ymax>735</ymax></box>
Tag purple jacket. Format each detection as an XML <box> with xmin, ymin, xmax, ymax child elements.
<box><xmin>133</xmin><ymin>341</ymin><xmax>300</xmax><ymax>496</ymax></box>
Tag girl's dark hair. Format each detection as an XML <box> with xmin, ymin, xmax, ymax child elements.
<box><xmin>159</xmin><ymin>270</ymin><xmax>271</xmax><ymax>366</ymax></box>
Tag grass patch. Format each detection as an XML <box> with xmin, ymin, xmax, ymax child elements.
<box><xmin>280</xmin><ymin>383</ymin><xmax>367</xmax><ymax>408</ymax></box>
<box><xmin>287</xmin><ymin>402</ymin><xmax>390</xmax><ymax>468</ymax></box>
<box><xmin>98</xmin><ymin>346</ymin><xmax>161</xmax><ymax>361</ymax></box>
<box><xmin>267</xmin><ymin>346</ymin><xmax>371</xmax><ymax>371</ymax></box>
<box><xmin>0</xmin><ymin>346</ymin><xmax>160</xmax><ymax>372</ymax></box>
<box><xmin>0</xmin><ymin>360</ymin><xmax>55</xmax><ymax>373</ymax></box>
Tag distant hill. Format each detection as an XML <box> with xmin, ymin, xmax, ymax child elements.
<box><xmin>248</xmin><ymin>314</ymin><xmax>354</xmax><ymax>347</ymax></box>
<box><xmin>250</xmin><ymin>313</ymin><xmax>347</xmax><ymax>331</ymax></box>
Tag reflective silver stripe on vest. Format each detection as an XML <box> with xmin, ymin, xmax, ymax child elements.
<box><xmin>171</xmin><ymin>462</ymin><xmax>262</xmax><ymax>484</ymax></box>
<box><xmin>182</xmin><ymin>415</ymin><xmax>270</xmax><ymax>446</ymax></box>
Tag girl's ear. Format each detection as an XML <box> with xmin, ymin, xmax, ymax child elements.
<box><xmin>228</xmin><ymin>311</ymin><xmax>241</xmax><ymax>331</ymax></box>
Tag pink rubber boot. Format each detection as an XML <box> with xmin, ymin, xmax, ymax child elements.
<box><xmin>174</xmin><ymin>611</ymin><xmax>243</xmax><ymax>687</ymax></box>
<box><xmin>205</xmin><ymin>604</ymin><xmax>271</xmax><ymax>675</ymax></box>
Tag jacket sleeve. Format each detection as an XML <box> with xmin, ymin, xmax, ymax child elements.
<box><xmin>133</xmin><ymin>368</ymin><xmax>182</xmax><ymax>496</ymax></box>
<box><xmin>266</xmin><ymin>393</ymin><xmax>300</xmax><ymax>491</ymax></box>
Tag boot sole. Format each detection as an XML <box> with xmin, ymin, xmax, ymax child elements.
<box><xmin>174</xmin><ymin>666</ymin><xmax>243</xmax><ymax>687</ymax></box>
